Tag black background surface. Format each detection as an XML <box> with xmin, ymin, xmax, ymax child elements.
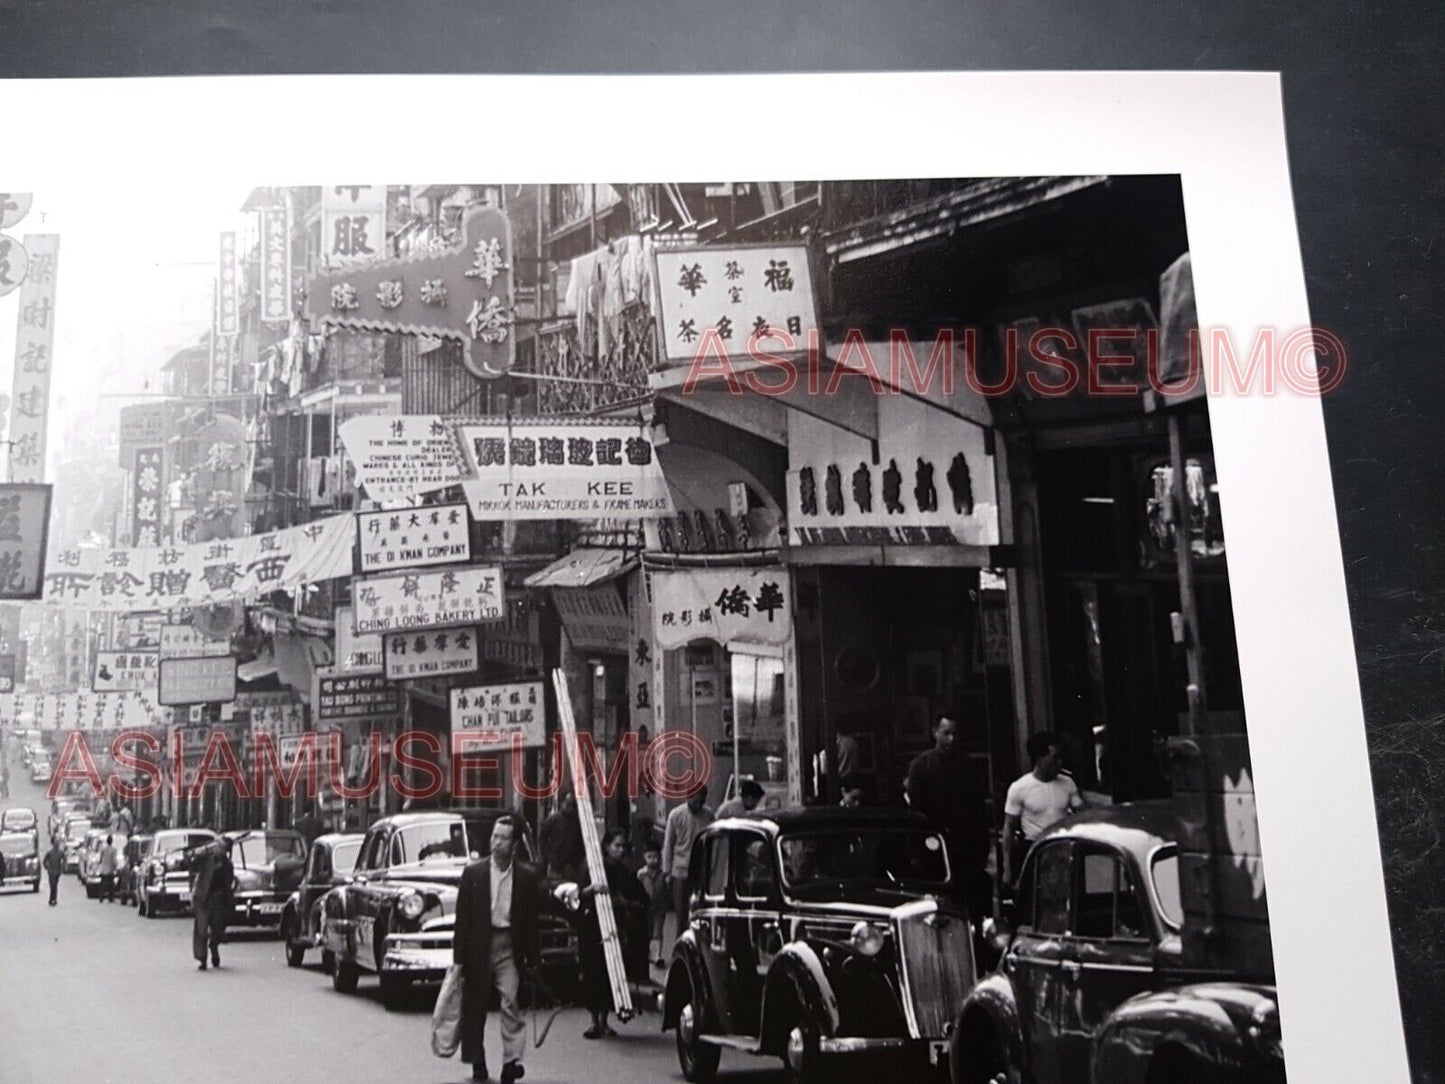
<box><xmin>2</xmin><ymin>2</ymin><xmax>1442</xmax><ymax>1078</ymax></box>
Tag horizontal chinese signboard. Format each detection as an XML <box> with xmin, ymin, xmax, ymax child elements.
<box><xmin>553</xmin><ymin>584</ymin><xmax>631</xmax><ymax>653</ymax></box>
<box><xmin>160</xmin><ymin>623</ymin><xmax>218</xmax><ymax>660</ymax></box>
<box><xmin>337</xmin><ymin>414</ymin><xmax>467</xmax><ymax>504</ymax></box>
<box><xmin>650</xmin><ymin>566</ymin><xmax>792</xmax><ymax>651</ymax></box>
<box><xmin>351</xmin><ymin>565</ymin><xmax>505</xmax><ymax>635</ymax></box>
<box><xmin>652</xmin><ymin>243</ymin><xmax>822</xmax><ymax>388</ymax></box>
<box><xmin>0</xmin><ymin>483</ymin><xmax>52</xmax><ymax>599</ymax></box>
<box><xmin>158</xmin><ymin>655</ymin><xmax>238</xmax><ymax>706</ymax></box>
<box><xmin>239</xmin><ymin>690</ymin><xmax>306</xmax><ymax>738</ymax></box>
<box><xmin>334</xmin><ymin>605</ymin><xmax>383</xmax><ymax>673</ymax></box>
<box><xmin>383</xmin><ymin>626</ymin><xmax>480</xmax><ymax>682</ymax></box>
<box><xmin>356</xmin><ymin>502</ymin><xmax>472</xmax><ymax>574</ymax></box>
<box><xmin>448</xmin><ymin>681</ymin><xmax>545</xmax><ymax>751</ymax></box>
<box><xmin>458</xmin><ymin>421</ymin><xmax>672</xmax><ymax>521</ymax></box>
<box><xmin>315</xmin><ymin>671</ymin><xmax>401</xmax><ymax>722</ymax></box>
<box><xmin>118</xmin><ymin>403</ymin><xmax>166</xmax><ymax>466</ymax></box>
<box><xmin>93</xmin><ymin>649</ymin><xmax>159</xmax><ymax>693</ymax></box>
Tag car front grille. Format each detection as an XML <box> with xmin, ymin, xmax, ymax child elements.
<box><xmin>893</xmin><ymin>901</ymin><xmax>975</xmax><ymax>1038</ymax></box>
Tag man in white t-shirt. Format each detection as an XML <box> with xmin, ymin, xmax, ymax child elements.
<box><xmin>1002</xmin><ymin>731</ymin><xmax>1086</xmax><ymax>886</ymax></box>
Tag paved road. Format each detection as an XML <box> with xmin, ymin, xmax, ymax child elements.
<box><xmin>0</xmin><ymin>762</ymin><xmax>785</xmax><ymax>1084</ymax></box>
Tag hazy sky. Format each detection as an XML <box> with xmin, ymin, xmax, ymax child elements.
<box><xmin>0</xmin><ymin>180</ymin><xmax>255</xmax><ymax>471</ymax></box>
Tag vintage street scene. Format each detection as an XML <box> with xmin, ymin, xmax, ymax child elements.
<box><xmin>0</xmin><ymin>178</ymin><xmax>1285</xmax><ymax>1083</ymax></box>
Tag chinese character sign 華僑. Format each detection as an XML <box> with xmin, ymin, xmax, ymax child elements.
<box><xmin>649</xmin><ymin>566</ymin><xmax>792</xmax><ymax>651</ymax></box>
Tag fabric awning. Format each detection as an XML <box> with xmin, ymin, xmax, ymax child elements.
<box><xmin>523</xmin><ymin>547</ymin><xmax>637</xmax><ymax>590</ymax></box>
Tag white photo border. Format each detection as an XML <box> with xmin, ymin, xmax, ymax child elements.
<box><xmin>0</xmin><ymin>71</ymin><xmax>1408</xmax><ymax>1081</ymax></box>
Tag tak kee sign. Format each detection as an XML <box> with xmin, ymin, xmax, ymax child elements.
<box><xmin>305</xmin><ymin>205</ymin><xmax>516</xmax><ymax>379</ymax></box>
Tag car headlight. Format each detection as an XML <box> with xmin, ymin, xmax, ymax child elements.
<box><xmin>1247</xmin><ymin>998</ymin><xmax>1283</xmax><ymax>1060</ymax></box>
<box><xmin>399</xmin><ymin>891</ymin><xmax>425</xmax><ymax>920</ymax></box>
<box><xmin>850</xmin><ymin>920</ymin><xmax>885</xmax><ymax>957</ymax></box>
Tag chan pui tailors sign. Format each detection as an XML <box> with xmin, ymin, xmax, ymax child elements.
<box><xmin>458</xmin><ymin>419</ymin><xmax>672</xmax><ymax>521</ymax></box>
<box><xmin>649</xmin><ymin>565</ymin><xmax>792</xmax><ymax>651</ymax></box>
<box><xmin>383</xmin><ymin>626</ymin><xmax>480</xmax><ymax>681</ymax></box>
<box><xmin>356</xmin><ymin>502</ymin><xmax>472</xmax><ymax>574</ymax></box>
<box><xmin>351</xmin><ymin>564</ymin><xmax>505</xmax><ymax>634</ymax></box>
<box><xmin>449</xmin><ymin>681</ymin><xmax>545</xmax><ymax>752</ymax></box>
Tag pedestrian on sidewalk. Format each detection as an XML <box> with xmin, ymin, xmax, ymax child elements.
<box><xmin>575</xmin><ymin>830</ymin><xmax>650</xmax><ymax>1040</ymax></box>
<box><xmin>97</xmin><ymin>834</ymin><xmax>119</xmax><ymax>902</ymax></box>
<box><xmin>636</xmin><ymin>845</ymin><xmax>668</xmax><ymax>968</ymax></box>
<box><xmin>190</xmin><ymin>837</ymin><xmax>234</xmax><ymax>971</ymax></box>
<box><xmin>43</xmin><ymin>838</ymin><xmax>63</xmax><ymax>905</ymax></box>
<box><xmin>453</xmin><ymin>815</ymin><xmax>548</xmax><ymax>1084</ymax></box>
<box><xmin>661</xmin><ymin>786</ymin><xmax>713</xmax><ymax>940</ymax></box>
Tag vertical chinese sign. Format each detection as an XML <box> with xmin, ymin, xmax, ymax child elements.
<box><xmin>213</xmin><ymin>231</ymin><xmax>239</xmax><ymax>395</ymax></box>
<box><xmin>321</xmin><ymin>186</ymin><xmax>386</xmax><ymax>264</ymax></box>
<box><xmin>259</xmin><ymin>205</ymin><xmax>292</xmax><ymax>325</ymax></box>
<box><xmin>0</xmin><ymin>483</ymin><xmax>53</xmax><ymax>599</ymax></box>
<box><xmin>131</xmin><ymin>447</ymin><xmax>163</xmax><ymax>547</ymax></box>
<box><xmin>9</xmin><ymin>235</ymin><xmax>58</xmax><ymax>483</ymax></box>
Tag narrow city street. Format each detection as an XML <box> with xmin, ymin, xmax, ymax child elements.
<box><xmin>0</xmin><ymin>774</ymin><xmax>769</xmax><ymax>1084</ymax></box>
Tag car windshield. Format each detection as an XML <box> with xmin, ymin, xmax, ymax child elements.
<box><xmin>0</xmin><ymin>835</ymin><xmax>36</xmax><ymax>857</ymax></box>
<box><xmin>3</xmin><ymin>812</ymin><xmax>36</xmax><ymax>829</ymax></box>
<box><xmin>396</xmin><ymin>822</ymin><xmax>468</xmax><ymax>864</ymax></box>
<box><xmin>333</xmin><ymin>840</ymin><xmax>361</xmax><ymax>874</ymax></box>
<box><xmin>154</xmin><ymin>833</ymin><xmax>213</xmax><ymax>855</ymax></box>
<box><xmin>231</xmin><ymin>833</ymin><xmax>305</xmax><ymax>868</ymax></box>
<box><xmin>65</xmin><ymin>821</ymin><xmax>91</xmax><ymax>840</ymax></box>
<box><xmin>1151</xmin><ymin>849</ymin><xmax>1183</xmax><ymax>929</ymax></box>
<box><xmin>778</xmin><ymin>827</ymin><xmax>951</xmax><ymax>890</ymax></box>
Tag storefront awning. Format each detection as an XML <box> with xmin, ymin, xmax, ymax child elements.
<box><xmin>523</xmin><ymin>548</ymin><xmax>637</xmax><ymax>590</ymax></box>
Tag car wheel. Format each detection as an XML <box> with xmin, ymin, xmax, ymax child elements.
<box><xmin>675</xmin><ymin>982</ymin><xmax>720</xmax><ymax>1084</ymax></box>
<box><xmin>332</xmin><ymin>957</ymin><xmax>359</xmax><ymax>994</ymax></box>
<box><xmin>380</xmin><ymin>972</ymin><xmax>408</xmax><ymax>1011</ymax></box>
<box><xmin>784</xmin><ymin>1024</ymin><xmax>825</xmax><ymax>1084</ymax></box>
<box><xmin>956</xmin><ymin>1023</ymin><xmax>1013</xmax><ymax>1084</ymax></box>
<box><xmin>31</xmin><ymin>880</ymin><xmax>39</xmax><ymax>894</ymax></box>
<box><xmin>285</xmin><ymin>938</ymin><xmax>307</xmax><ymax>968</ymax></box>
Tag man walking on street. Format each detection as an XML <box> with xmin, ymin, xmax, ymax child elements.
<box><xmin>190</xmin><ymin>837</ymin><xmax>234</xmax><ymax>971</ymax></box>
<box><xmin>43</xmin><ymin>838</ymin><xmax>63</xmax><ymax>905</ymax></box>
<box><xmin>661</xmin><ymin>785</ymin><xmax>713</xmax><ymax>939</ymax></box>
<box><xmin>453</xmin><ymin>816</ymin><xmax>546</xmax><ymax>1084</ymax></box>
<box><xmin>97</xmin><ymin>834</ymin><xmax>119</xmax><ymax>903</ymax></box>
<box><xmin>905</xmin><ymin>715</ymin><xmax>991</xmax><ymax>917</ymax></box>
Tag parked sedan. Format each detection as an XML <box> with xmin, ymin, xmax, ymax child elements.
<box><xmin>136</xmin><ymin>829</ymin><xmax>218</xmax><ymax>917</ymax></box>
<box><xmin>59</xmin><ymin>816</ymin><xmax>92</xmax><ymax>872</ymax></box>
<box><xmin>224</xmin><ymin>829</ymin><xmax>307</xmax><ymax>929</ymax></box>
<box><xmin>662</xmin><ymin>807</ymin><xmax>976</xmax><ymax>1083</ymax></box>
<box><xmin>0</xmin><ymin>830</ymin><xmax>41</xmax><ymax>892</ymax></box>
<box><xmin>948</xmin><ymin>802</ymin><xmax>1283</xmax><ymax>1084</ymax></box>
<box><xmin>117</xmin><ymin>834</ymin><xmax>153</xmax><ymax>906</ymax></box>
<box><xmin>80</xmin><ymin>829</ymin><xmax>130</xmax><ymax>899</ymax></box>
<box><xmin>280</xmin><ymin>832</ymin><xmax>364</xmax><ymax>968</ymax></box>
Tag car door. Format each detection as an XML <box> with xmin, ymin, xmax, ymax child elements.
<box><xmin>690</xmin><ymin>831</ymin><xmax>735</xmax><ymax>1031</ymax></box>
<box><xmin>1055</xmin><ymin>846</ymin><xmax>1158</xmax><ymax>1084</ymax></box>
<box><xmin>1003</xmin><ymin>839</ymin><xmax>1073</xmax><ymax>1083</ymax></box>
<box><xmin>726</xmin><ymin>829</ymin><xmax>779</xmax><ymax>1036</ymax></box>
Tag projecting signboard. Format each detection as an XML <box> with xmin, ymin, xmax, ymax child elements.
<box><xmin>383</xmin><ymin>627</ymin><xmax>480</xmax><ymax>681</ymax></box>
<box><xmin>314</xmin><ymin>671</ymin><xmax>401</xmax><ymax>722</ymax></box>
<box><xmin>160</xmin><ymin>623</ymin><xmax>215</xmax><ymax>659</ymax></box>
<box><xmin>337</xmin><ymin>415</ymin><xmax>467</xmax><ymax>503</ymax></box>
<box><xmin>350</xmin><ymin>565</ymin><xmax>505</xmax><ymax>635</ymax></box>
<box><xmin>157</xmin><ymin>655</ymin><xmax>238</xmax><ymax>706</ymax></box>
<box><xmin>448</xmin><ymin>681</ymin><xmax>545</xmax><ymax>752</ymax></box>
<box><xmin>92</xmin><ymin>650</ymin><xmax>159</xmax><ymax>693</ymax></box>
<box><xmin>0</xmin><ymin>484</ymin><xmax>53</xmax><ymax>599</ymax></box>
<box><xmin>356</xmin><ymin>503</ymin><xmax>472</xmax><ymax>574</ymax></box>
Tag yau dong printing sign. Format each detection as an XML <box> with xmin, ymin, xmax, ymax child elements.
<box><xmin>383</xmin><ymin>626</ymin><xmax>479</xmax><ymax>681</ymax></box>
<box><xmin>650</xmin><ymin>566</ymin><xmax>791</xmax><ymax>651</ymax></box>
<box><xmin>356</xmin><ymin>502</ymin><xmax>472</xmax><ymax>574</ymax></box>
<box><xmin>449</xmin><ymin>681</ymin><xmax>545</xmax><ymax>752</ymax></box>
<box><xmin>458</xmin><ymin>420</ymin><xmax>672</xmax><ymax>521</ymax></box>
<box><xmin>351</xmin><ymin>565</ymin><xmax>505</xmax><ymax>634</ymax></box>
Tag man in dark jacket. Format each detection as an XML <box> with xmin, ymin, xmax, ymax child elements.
<box><xmin>905</xmin><ymin>715</ymin><xmax>992</xmax><ymax>916</ymax></box>
<box><xmin>190</xmin><ymin>837</ymin><xmax>234</xmax><ymax>971</ymax></box>
<box><xmin>43</xmin><ymin>838</ymin><xmax>64</xmax><ymax>905</ymax></box>
<box><xmin>453</xmin><ymin>816</ymin><xmax>544</xmax><ymax>1084</ymax></box>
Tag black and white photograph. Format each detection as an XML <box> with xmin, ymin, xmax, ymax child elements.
<box><xmin>0</xmin><ymin>71</ymin><xmax>1418</xmax><ymax>1084</ymax></box>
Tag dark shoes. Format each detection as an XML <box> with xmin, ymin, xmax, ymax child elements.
<box><xmin>500</xmin><ymin>1061</ymin><xmax>524</xmax><ymax>1084</ymax></box>
<box><xmin>198</xmin><ymin>961</ymin><xmax>208</xmax><ymax>971</ymax></box>
<box><xmin>471</xmin><ymin>1063</ymin><xmax>489</xmax><ymax>1083</ymax></box>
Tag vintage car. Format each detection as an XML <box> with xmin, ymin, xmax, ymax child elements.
<box><xmin>281</xmin><ymin>832</ymin><xmax>364</xmax><ymax>968</ymax></box>
<box><xmin>321</xmin><ymin>809</ymin><xmax>576</xmax><ymax>1010</ymax></box>
<box><xmin>0</xmin><ymin>829</ymin><xmax>41</xmax><ymax>892</ymax></box>
<box><xmin>80</xmin><ymin>829</ymin><xmax>130</xmax><ymax>898</ymax></box>
<box><xmin>29</xmin><ymin>757</ymin><xmax>52</xmax><ymax>785</ymax></box>
<box><xmin>60</xmin><ymin>815</ymin><xmax>93</xmax><ymax>872</ymax></box>
<box><xmin>116</xmin><ymin>834</ymin><xmax>153</xmax><ymax>905</ymax></box>
<box><xmin>223</xmin><ymin>828</ymin><xmax>307</xmax><ymax>928</ymax></box>
<box><xmin>661</xmin><ymin>807</ymin><xmax>975</xmax><ymax>1083</ymax></box>
<box><xmin>49</xmin><ymin>798</ymin><xmax>89</xmax><ymax>840</ymax></box>
<box><xmin>947</xmin><ymin>802</ymin><xmax>1284</xmax><ymax>1084</ymax></box>
<box><xmin>136</xmin><ymin>828</ymin><xmax>218</xmax><ymax>916</ymax></box>
<box><xmin>1</xmin><ymin>807</ymin><xmax>38</xmax><ymax>834</ymax></box>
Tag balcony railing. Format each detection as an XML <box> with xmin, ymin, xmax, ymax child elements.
<box><xmin>531</xmin><ymin>301</ymin><xmax>656</xmax><ymax>415</ymax></box>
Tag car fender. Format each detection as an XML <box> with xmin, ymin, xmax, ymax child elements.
<box><xmin>320</xmin><ymin>887</ymin><xmax>358</xmax><ymax>957</ymax></box>
<box><xmin>662</xmin><ymin>930</ymin><xmax>720</xmax><ymax>1033</ymax></box>
<box><xmin>758</xmin><ymin>941</ymin><xmax>841</xmax><ymax>1054</ymax></box>
<box><xmin>1091</xmin><ymin>983</ymin><xmax>1278</xmax><ymax>1084</ymax></box>
<box><xmin>950</xmin><ymin>972</ymin><xmax>1026</xmax><ymax>1084</ymax></box>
